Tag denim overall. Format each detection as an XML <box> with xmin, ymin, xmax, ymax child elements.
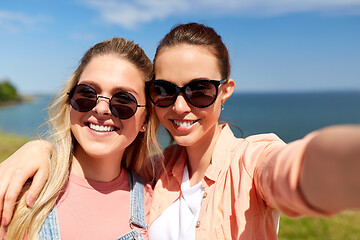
<box><xmin>38</xmin><ymin>171</ymin><xmax>147</xmax><ymax>240</ymax></box>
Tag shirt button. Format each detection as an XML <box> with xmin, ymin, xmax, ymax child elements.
<box><xmin>203</xmin><ymin>192</ymin><xmax>207</xmax><ymax>199</ymax></box>
<box><xmin>196</xmin><ymin>221</ymin><xmax>201</xmax><ymax>228</ymax></box>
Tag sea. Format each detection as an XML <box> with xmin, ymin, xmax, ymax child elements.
<box><xmin>0</xmin><ymin>91</ymin><xmax>359</xmax><ymax>146</ymax></box>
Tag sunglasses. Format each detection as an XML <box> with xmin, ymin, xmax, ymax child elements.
<box><xmin>146</xmin><ymin>79</ymin><xmax>226</xmax><ymax>108</ymax></box>
<box><xmin>67</xmin><ymin>84</ymin><xmax>146</xmax><ymax>119</ymax></box>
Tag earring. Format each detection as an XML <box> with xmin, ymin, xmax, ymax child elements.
<box><xmin>221</xmin><ymin>103</ymin><xmax>224</xmax><ymax>111</ymax></box>
<box><xmin>141</xmin><ymin>125</ymin><xmax>146</xmax><ymax>131</ymax></box>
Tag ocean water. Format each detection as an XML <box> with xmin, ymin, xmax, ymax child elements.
<box><xmin>0</xmin><ymin>95</ymin><xmax>53</xmax><ymax>138</ymax></box>
<box><xmin>0</xmin><ymin>92</ymin><xmax>359</xmax><ymax>144</ymax></box>
<box><xmin>222</xmin><ymin>91</ymin><xmax>360</xmax><ymax>142</ymax></box>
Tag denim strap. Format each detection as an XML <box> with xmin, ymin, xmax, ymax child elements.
<box><xmin>128</xmin><ymin>171</ymin><xmax>147</xmax><ymax>230</ymax></box>
<box><xmin>116</xmin><ymin>229</ymin><xmax>144</xmax><ymax>240</ymax></box>
<box><xmin>38</xmin><ymin>206</ymin><xmax>61</xmax><ymax>239</ymax></box>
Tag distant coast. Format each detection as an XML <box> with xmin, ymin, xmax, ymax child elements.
<box><xmin>0</xmin><ymin>95</ymin><xmax>35</xmax><ymax>108</ymax></box>
<box><xmin>0</xmin><ymin>79</ymin><xmax>36</xmax><ymax>108</ymax></box>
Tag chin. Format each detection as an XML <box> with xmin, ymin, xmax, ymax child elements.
<box><xmin>172</xmin><ymin>135</ymin><xmax>197</xmax><ymax>147</ymax></box>
<box><xmin>82</xmin><ymin>144</ymin><xmax>115</xmax><ymax>157</ymax></box>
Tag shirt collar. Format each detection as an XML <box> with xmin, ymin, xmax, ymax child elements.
<box><xmin>204</xmin><ymin>124</ymin><xmax>237</xmax><ymax>181</ymax></box>
<box><xmin>164</xmin><ymin>144</ymin><xmax>187</xmax><ymax>185</ymax></box>
<box><xmin>164</xmin><ymin>124</ymin><xmax>237</xmax><ymax>185</ymax></box>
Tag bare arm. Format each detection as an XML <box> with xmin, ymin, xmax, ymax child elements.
<box><xmin>0</xmin><ymin>140</ymin><xmax>52</xmax><ymax>227</ymax></box>
<box><xmin>300</xmin><ymin>125</ymin><xmax>360</xmax><ymax>213</ymax></box>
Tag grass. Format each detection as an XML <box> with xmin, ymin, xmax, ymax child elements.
<box><xmin>0</xmin><ymin>131</ymin><xmax>30</xmax><ymax>162</ymax></box>
<box><xmin>1</xmin><ymin>132</ymin><xmax>360</xmax><ymax>239</ymax></box>
<box><xmin>278</xmin><ymin>211</ymin><xmax>360</xmax><ymax>239</ymax></box>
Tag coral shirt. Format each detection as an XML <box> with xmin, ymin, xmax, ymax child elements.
<box><xmin>57</xmin><ymin>169</ymin><xmax>152</xmax><ymax>240</ymax></box>
<box><xmin>149</xmin><ymin>124</ymin><xmax>334</xmax><ymax>240</ymax></box>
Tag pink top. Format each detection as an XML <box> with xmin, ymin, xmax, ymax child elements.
<box><xmin>149</xmin><ymin>124</ymin><xmax>334</xmax><ymax>240</ymax></box>
<box><xmin>57</xmin><ymin>168</ymin><xmax>152</xmax><ymax>240</ymax></box>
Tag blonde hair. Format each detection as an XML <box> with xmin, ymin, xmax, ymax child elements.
<box><xmin>7</xmin><ymin>37</ymin><xmax>161</xmax><ymax>239</ymax></box>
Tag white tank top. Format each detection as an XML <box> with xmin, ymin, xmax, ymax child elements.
<box><xmin>148</xmin><ymin>165</ymin><xmax>205</xmax><ymax>240</ymax></box>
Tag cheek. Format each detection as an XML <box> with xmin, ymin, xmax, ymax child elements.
<box><xmin>136</xmin><ymin>110</ymin><xmax>147</xmax><ymax>127</ymax></box>
<box><xmin>124</xmin><ymin>109</ymin><xmax>147</xmax><ymax>130</ymax></box>
<box><xmin>201</xmin><ymin>103</ymin><xmax>221</xmax><ymax>122</ymax></box>
<box><xmin>70</xmin><ymin>111</ymin><xmax>83</xmax><ymax>137</ymax></box>
<box><xmin>70</xmin><ymin>108</ymin><xmax>84</xmax><ymax>125</ymax></box>
<box><xmin>211</xmin><ymin>94</ymin><xmax>223</xmax><ymax>111</ymax></box>
<box><xmin>154</xmin><ymin>107</ymin><xmax>167</xmax><ymax>122</ymax></box>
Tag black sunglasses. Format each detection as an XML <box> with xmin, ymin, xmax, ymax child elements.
<box><xmin>67</xmin><ymin>84</ymin><xmax>146</xmax><ymax>119</ymax></box>
<box><xmin>146</xmin><ymin>79</ymin><xmax>226</xmax><ymax>108</ymax></box>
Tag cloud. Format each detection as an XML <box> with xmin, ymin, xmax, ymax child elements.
<box><xmin>82</xmin><ymin>0</ymin><xmax>360</xmax><ymax>29</ymax></box>
<box><xmin>83</xmin><ymin>0</ymin><xmax>188</xmax><ymax>29</ymax></box>
<box><xmin>0</xmin><ymin>10</ymin><xmax>49</xmax><ymax>33</ymax></box>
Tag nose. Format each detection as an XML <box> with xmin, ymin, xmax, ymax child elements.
<box><xmin>93</xmin><ymin>96</ymin><xmax>112</xmax><ymax>116</ymax></box>
<box><xmin>172</xmin><ymin>93</ymin><xmax>191</xmax><ymax>114</ymax></box>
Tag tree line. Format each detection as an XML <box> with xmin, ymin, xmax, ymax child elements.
<box><xmin>0</xmin><ymin>79</ymin><xmax>19</xmax><ymax>101</ymax></box>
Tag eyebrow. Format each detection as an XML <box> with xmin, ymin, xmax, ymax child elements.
<box><xmin>154</xmin><ymin>77</ymin><xmax>213</xmax><ymax>81</ymax></box>
<box><xmin>153</xmin><ymin>77</ymin><xmax>215</xmax><ymax>87</ymax></box>
<box><xmin>79</xmin><ymin>80</ymin><xmax>141</xmax><ymax>96</ymax></box>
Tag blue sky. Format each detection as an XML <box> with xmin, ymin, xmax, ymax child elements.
<box><xmin>0</xmin><ymin>0</ymin><xmax>359</xmax><ymax>94</ymax></box>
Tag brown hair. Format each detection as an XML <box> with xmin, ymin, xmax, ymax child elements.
<box><xmin>154</xmin><ymin>22</ymin><xmax>231</xmax><ymax>79</ymax></box>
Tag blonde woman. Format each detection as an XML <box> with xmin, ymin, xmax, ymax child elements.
<box><xmin>2</xmin><ymin>37</ymin><xmax>161</xmax><ymax>239</ymax></box>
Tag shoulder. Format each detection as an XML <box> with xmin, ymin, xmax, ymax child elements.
<box><xmin>242</xmin><ymin>133</ymin><xmax>286</xmax><ymax>153</ymax></box>
<box><xmin>220</xmin><ymin>124</ymin><xmax>284</xmax><ymax>149</ymax></box>
<box><xmin>244</xmin><ymin>133</ymin><xmax>283</xmax><ymax>143</ymax></box>
<box><xmin>229</xmin><ymin>133</ymin><xmax>286</xmax><ymax>177</ymax></box>
<box><xmin>230</xmin><ymin>133</ymin><xmax>285</xmax><ymax>160</ymax></box>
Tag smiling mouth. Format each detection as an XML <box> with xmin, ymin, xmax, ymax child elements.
<box><xmin>172</xmin><ymin>119</ymin><xmax>198</xmax><ymax>128</ymax></box>
<box><xmin>88</xmin><ymin>123</ymin><xmax>118</xmax><ymax>132</ymax></box>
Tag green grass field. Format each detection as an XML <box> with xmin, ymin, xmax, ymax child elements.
<box><xmin>0</xmin><ymin>131</ymin><xmax>30</xmax><ymax>162</ymax></box>
<box><xmin>1</xmin><ymin>132</ymin><xmax>360</xmax><ymax>238</ymax></box>
<box><xmin>279</xmin><ymin>211</ymin><xmax>360</xmax><ymax>239</ymax></box>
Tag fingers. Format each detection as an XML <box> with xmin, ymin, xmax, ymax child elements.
<box><xmin>0</xmin><ymin>140</ymin><xmax>52</xmax><ymax>228</ymax></box>
<box><xmin>25</xmin><ymin>168</ymin><xmax>48</xmax><ymax>207</ymax></box>
<box><xmin>0</xmin><ymin>224</ymin><xmax>7</xmax><ymax>240</ymax></box>
<box><xmin>1</xmin><ymin>165</ymin><xmax>49</xmax><ymax>226</ymax></box>
<box><xmin>0</xmin><ymin>160</ymin><xmax>17</xmax><ymax>226</ymax></box>
<box><xmin>1</xmin><ymin>167</ymin><xmax>34</xmax><ymax>226</ymax></box>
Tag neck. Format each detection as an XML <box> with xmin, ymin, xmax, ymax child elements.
<box><xmin>71</xmin><ymin>145</ymin><xmax>124</xmax><ymax>182</ymax></box>
<box><xmin>186</xmin><ymin>124</ymin><xmax>222</xmax><ymax>187</ymax></box>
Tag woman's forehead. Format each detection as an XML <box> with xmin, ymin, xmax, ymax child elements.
<box><xmin>79</xmin><ymin>55</ymin><xmax>146</xmax><ymax>97</ymax></box>
<box><xmin>154</xmin><ymin>45</ymin><xmax>221</xmax><ymax>83</ymax></box>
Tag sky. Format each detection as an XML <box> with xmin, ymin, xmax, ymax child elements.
<box><xmin>0</xmin><ymin>0</ymin><xmax>359</xmax><ymax>94</ymax></box>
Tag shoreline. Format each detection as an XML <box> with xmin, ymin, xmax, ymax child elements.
<box><xmin>0</xmin><ymin>95</ymin><xmax>35</xmax><ymax>108</ymax></box>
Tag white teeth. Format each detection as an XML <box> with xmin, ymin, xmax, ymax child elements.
<box><xmin>173</xmin><ymin>120</ymin><xmax>195</xmax><ymax>127</ymax></box>
<box><xmin>89</xmin><ymin>123</ymin><xmax>115</xmax><ymax>132</ymax></box>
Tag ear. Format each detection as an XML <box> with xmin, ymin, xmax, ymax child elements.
<box><xmin>220</xmin><ymin>78</ymin><xmax>235</xmax><ymax>104</ymax></box>
<box><xmin>139</xmin><ymin>124</ymin><xmax>146</xmax><ymax>133</ymax></box>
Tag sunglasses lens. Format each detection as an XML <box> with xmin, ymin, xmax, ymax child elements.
<box><xmin>111</xmin><ymin>92</ymin><xmax>138</xmax><ymax>119</ymax></box>
<box><xmin>148</xmin><ymin>81</ymin><xmax>178</xmax><ymax>107</ymax></box>
<box><xmin>69</xmin><ymin>84</ymin><xmax>97</xmax><ymax>112</ymax></box>
<box><xmin>185</xmin><ymin>81</ymin><xmax>217</xmax><ymax>107</ymax></box>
